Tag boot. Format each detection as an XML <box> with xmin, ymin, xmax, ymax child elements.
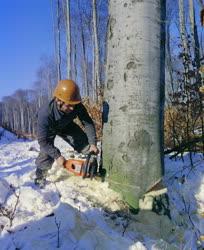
<box><xmin>34</xmin><ymin>169</ymin><xmax>47</xmax><ymax>188</ymax></box>
<box><xmin>34</xmin><ymin>177</ymin><xmax>46</xmax><ymax>189</ymax></box>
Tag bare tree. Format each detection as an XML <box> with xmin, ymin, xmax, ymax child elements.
<box><xmin>78</xmin><ymin>0</ymin><xmax>88</xmax><ymax>97</ymax></box>
<box><xmin>92</xmin><ymin>0</ymin><xmax>100</xmax><ymax>102</ymax></box>
<box><xmin>189</xmin><ymin>0</ymin><xmax>200</xmax><ymax>68</ymax></box>
<box><xmin>179</xmin><ymin>0</ymin><xmax>188</xmax><ymax>52</ymax></box>
<box><xmin>56</xmin><ymin>0</ymin><xmax>62</xmax><ymax>81</ymax></box>
<box><xmin>65</xmin><ymin>0</ymin><xmax>71</xmax><ymax>79</ymax></box>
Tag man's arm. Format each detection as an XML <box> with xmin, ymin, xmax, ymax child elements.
<box><xmin>76</xmin><ymin>103</ymin><xmax>97</xmax><ymax>146</ymax></box>
<box><xmin>37</xmin><ymin>107</ymin><xmax>61</xmax><ymax>159</ymax></box>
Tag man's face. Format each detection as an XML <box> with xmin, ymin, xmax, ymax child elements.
<box><xmin>55</xmin><ymin>98</ymin><xmax>75</xmax><ymax>113</ymax></box>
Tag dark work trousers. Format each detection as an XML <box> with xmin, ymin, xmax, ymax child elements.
<box><xmin>35</xmin><ymin>123</ymin><xmax>90</xmax><ymax>179</ymax></box>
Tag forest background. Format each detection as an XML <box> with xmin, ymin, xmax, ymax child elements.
<box><xmin>0</xmin><ymin>0</ymin><xmax>203</xmax><ymax>159</ymax></box>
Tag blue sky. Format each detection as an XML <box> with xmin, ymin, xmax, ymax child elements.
<box><xmin>0</xmin><ymin>0</ymin><xmax>54</xmax><ymax>100</ymax></box>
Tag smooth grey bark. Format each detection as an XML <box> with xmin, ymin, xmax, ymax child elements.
<box><xmin>56</xmin><ymin>0</ymin><xmax>61</xmax><ymax>81</ymax></box>
<box><xmin>103</xmin><ymin>0</ymin><xmax>166</xmax><ymax>209</ymax></box>
<box><xmin>189</xmin><ymin>0</ymin><xmax>195</xmax><ymax>46</ymax></box>
<box><xmin>189</xmin><ymin>0</ymin><xmax>200</xmax><ymax>68</ymax></box>
<box><xmin>65</xmin><ymin>0</ymin><xmax>71</xmax><ymax>79</ymax></box>
<box><xmin>78</xmin><ymin>0</ymin><xmax>88</xmax><ymax>97</ymax></box>
<box><xmin>92</xmin><ymin>0</ymin><xmax>100</xmax><ymax>102</ymax></box>
<box><xmin>74</xmin><ymin>43</ymin><xmax>77</xmax><ymax>80</ymax></box>
<box><xmin>81</xmin><ymin>25</ymin><xmax>88</xmax><ymax>97</ymax></box>
<box><xmin>51</xmin><ymin>0</ymin><xmax>57</xmax><ymax>82</ymax></box>
<box><xmin>178</xmin><ymin>0</ymin><xmax>188</xmax><ymax>52</ymax></box>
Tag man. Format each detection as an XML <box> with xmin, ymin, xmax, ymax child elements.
<box><xmin>35</xmin><ymin>79</ymin><xmax>99</xmax><ymax>188</ymax></box>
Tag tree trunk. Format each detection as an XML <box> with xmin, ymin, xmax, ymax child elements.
<box><xmin>78</xmin><ymin>0</ymin><xmax>88</xmax><ymax>97</ymax></box>
<box><xmin>189</xmin><ymin>0</ymin><xmax>200</xmax><ymax>68</ymax></box>
<box><xmin>102</xmin><ymin>0</ymin><xmax>166</xmax><ymax>209</ymax></box>
<box><xmin>178</xmin><ymin>0</ymin><xmax>188</xmax><ymax>52</ymax></box>
<box><xmin>81</xmin><ymin>27</ymin><xmax>88</xmax><ymax>97</ymax></box>
<box><xmin>51</xmin><ymin>0</ymin><xmax>58</xmax><ymax>82</ymax></box>
<box><xmin>92</xmin><ymin>0</ymin><xmax>100</xmax><ymax>102</ymax></box>
<box><xmin>56</xmin><ymin>0</ymin><xmax>61</xmax><ymax>81</ymax></box>
<box><xmin>74</xmin><ymin>43</ymin><xmax>77</xmax><ymax>80</ymax></box>
<box><xmin>66</xmin><ymin>0</ymin><xmax>71</xmax><ymax>79</ymax></box>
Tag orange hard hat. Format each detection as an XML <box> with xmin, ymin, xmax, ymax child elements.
<box><xmin>53</xmin><ymin>79</ymin><xmax>81</xmax><ymax>104</ymax></box>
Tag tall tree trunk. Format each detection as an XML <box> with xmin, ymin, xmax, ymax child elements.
<box><xmin>102</xmin><ymin>0</ymin><xmax>166</xmax><ymax>209</ymax></box>
<box><xmin>66</xmin><ymin>0</ymin><xmax>71</xmax><ymax>79</ymax></box>
<box><xmin>92</xmin><ymin>0</ymin><xmax>100</xmax><ymax>102</ymax></box>
<box><xmin>189</xmin><ymin>0</ymin><xmax>195</xmax><ymax>47</ymax></box>
<box><xmin>46</xmin><ymin>71</ymin><xmax>53</xmax><ymax>100</ymax></box>
<box><xmin>74</xmin><ymin>43</ymin><xmax>77</xmax><ymax>80</ymax></box>
<box><xmin>166</xmin><ymin>23</ymin><xmax>174</xmax><ymax>94</ymax></box>
<box><xmin>189</xmin><ymin>0</ymin><xmax>200</xmax><ymax>68</ymax></box>
<box><xmin>56</xmin><ymin>0</ymin><xmax>61</xmax><ymax>81</ymax></box>
<box><xmin>78</xmin><ymin>0</ymin><xmax>88</xmax><ymax>97</ymax></box>
<box><xmin>27</xmin><ymin>106</ymin><xmax>31</xmax><ymax>134</ymax></box>
<box><xmin>20</xmin><ymin>105</ymin><xmax>24</xmax><ymax>132</ymax></box>
<box><xmin>179</xmin><ymin>0</ymin><xmax>188</xmax><ymax>52</ymax></box>
<box><xmin>51</xmin><ymin>0</ymin><xmax>58</xmax><ymax>83</ymax></box>
<box><xmin>81</xmin><ymin>28</ymin><xmax>88</xmax><ymax>97</ymax></box>
<box><xmin>14</xmin><ymin>109</ymin><xmax>18</xmax><ymax>131</ymax></box>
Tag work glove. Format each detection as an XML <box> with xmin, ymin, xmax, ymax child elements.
<box><xmin>89</xmin><ymin>144</ymin><xmax>99</xmax><ymax>155</ymax></box>
<box><xmin>56</xmin><ymin>156</ymin><xmax>66</xmax><ymax>167</ymax></box>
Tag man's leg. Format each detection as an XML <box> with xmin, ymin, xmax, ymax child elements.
<box><xmin>35</xmin><ymin>151</ymin><xmax>54</xmax><ymax>187</ymax></box>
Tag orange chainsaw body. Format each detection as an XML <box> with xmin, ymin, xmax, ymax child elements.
<box><xmin>63</xmin><ymin>158</ymin><xmax>86</xmax><ymax>176</ymax></box>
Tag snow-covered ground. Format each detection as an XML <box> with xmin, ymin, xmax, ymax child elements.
<box><xmin>0</xmin><ymin>127</ymin><xmax>204</xmax><ymax>250</ymax></box>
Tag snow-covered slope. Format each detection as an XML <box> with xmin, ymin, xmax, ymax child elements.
<box><xmin>0</xmin><ymin>127</ymin><xmax>204</xmax><ymax>250</ymax></box>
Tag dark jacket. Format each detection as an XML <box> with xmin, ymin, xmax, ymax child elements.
<box><xmin>37</xmin><ymin>99</ymin><xmax>96</xmax><ymax>159</ymax></box>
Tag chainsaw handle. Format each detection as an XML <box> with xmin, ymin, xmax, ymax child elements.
<box><xmin>82</xmin><ymin>152</ymin><xmax>95</xmax><ymax>179</ymax></box>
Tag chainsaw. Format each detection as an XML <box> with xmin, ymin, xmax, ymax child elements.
<box><xmin>63</xmin><ymin>152</ymin><xmax>97</xmax><ymax>180</ymax></box>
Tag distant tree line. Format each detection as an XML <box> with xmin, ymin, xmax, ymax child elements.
<box><xmin>0</xmin><ymin>56</ymin><xmax>59</xmax><ymax>137</ymax></box>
